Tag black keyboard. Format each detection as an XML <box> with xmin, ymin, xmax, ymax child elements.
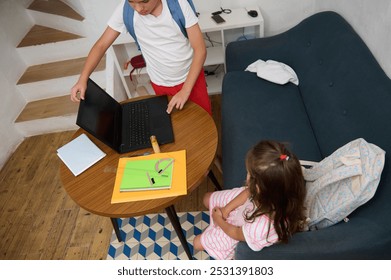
<box><xmin>128</xmin><ymin>102</ymin><xmax>150</xmax><ymax>146</ymax></box>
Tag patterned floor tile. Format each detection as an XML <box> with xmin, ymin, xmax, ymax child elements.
<box><xmin>107</xmin><ymin>211</ymin><xmax>212</xmax><ymax>260</ymax></box>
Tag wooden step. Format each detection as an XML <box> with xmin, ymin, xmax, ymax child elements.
<box><xmin>17</xmin><ymin>25</ymin><xmax>83</xmax><ymax>48</ymax></box>
<box><xmin>17</xmin><ymin>56</ymin><xmax>106</xmax><ymax>85</ymax></box>
<box><xmin>16</xmin><ymin>95</ymin><xmax>78</xmax><ymax>123</ymax></box>
<box><xmin>28</xmin><ymin>0</ymin><xmax>84</xmax><ymax>21</ymax></box>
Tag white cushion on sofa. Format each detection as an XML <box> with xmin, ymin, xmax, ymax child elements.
<box><xmin>245</xmin><ymin>59</ymin><xmax>299</xmax><ymax>85</ymax></box>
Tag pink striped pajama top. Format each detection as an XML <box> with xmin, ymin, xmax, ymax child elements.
<box><xmin>200</xmin><ymin>187</ymin><xmax>279</xmax><ymax>260</ymax></box>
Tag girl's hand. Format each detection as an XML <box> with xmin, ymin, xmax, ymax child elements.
<box><xmin>220</xmin><ymin>206</ymin><xmax>230</xmax><ymax>221</ymax></box>
<box><xmin>212</xmin><ymin>207</ymin><xmax>224</xmax><ymax>227</ymax></box>
<box><xmin>166</xmin><ymin>88</ymin><xmax>191</xmax><ymax>114</ymax></box>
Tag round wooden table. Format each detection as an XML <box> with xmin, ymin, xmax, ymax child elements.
<box><xmin>60</xmin><ymin>99</ymin><xmax>218</xmax><ymax>259</ymax></box>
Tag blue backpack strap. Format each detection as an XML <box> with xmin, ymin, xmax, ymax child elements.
<box><xmin>123</xmin><ymin>0</ymin><xmax>197</xmax><ymax>48</ymax></box>
<box><xmin>123</xmin><ymin>1</ymin><xmax>140</xmax><ymax>49</ymax></box>
<box><xmin>167</xmin><ymin>0</ymin><xmax>197</xmax><ymax>38</ymax></box>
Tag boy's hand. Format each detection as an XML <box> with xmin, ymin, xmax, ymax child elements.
<box><xmin>70</xmin><ymin>81</ymin><xmax>87</xmax><ymax>102</ymax></box>
<box><xmin>166</xmin><ymin>88</ymin><xmax>190</xmax><ymax>114</ymax></box>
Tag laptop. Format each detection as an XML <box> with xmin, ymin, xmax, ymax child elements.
<box><xmin>76</xmin><ymin>78</ymin><xmax>174</xmax><ymax>153</ymax></box>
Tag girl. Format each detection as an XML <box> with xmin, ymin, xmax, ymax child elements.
<box><xmin>193</xmin><ymin>140</ymin><xmax>306</xmax><ymax>260</ymax></box>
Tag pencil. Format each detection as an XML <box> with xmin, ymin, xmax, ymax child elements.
<box><xmin>150</xmin><ymin>135</ymin><xmax>161</xmax><ymax>153</ymax></box>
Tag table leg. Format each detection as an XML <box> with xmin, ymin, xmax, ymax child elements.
<box><xmin>208</xmin><ymin>170</ymin><xmax>222</xmax><ymax>191</ymax></box>
<box><xmin>165</xmin><ymin>205</ymin><xmax>193</xmax><ymax>260</ymax></box>
<box><xmin>111</xmin><ymin>217</ymin><xmax>123</xmax><ymax>242</ymax></box>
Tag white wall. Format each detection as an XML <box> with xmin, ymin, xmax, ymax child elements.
<box><xmin>0</xmin><ymin>0</ymin><xmax>32</xmax><ymax>170</ymax></box>
<box><xmin>255</xmin><ymin>0</ymin><xmax>316</xmax><ymax>35</ymax></box>
<box><xmin>76</xmin><ymin>0</ymin><xmax>121</xmax><ymax>40</ymax></box>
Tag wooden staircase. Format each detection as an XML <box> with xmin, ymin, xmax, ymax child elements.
<box><xmin>17</xmin><ymin>25</ymin><xmax>83</xmax><ymax>48</ymax></box>
<box><xmin>27</xmin><ymin>0</ymin><xmax>85</xmax><ymax>21</ymax></box>
<box><xmin>17</xmin><ymin>57</ymin><xmax>105</xmax><ymax>85</ymax></box>
<box><xmin>15</xmin><ymin>0</ymin><xmax>105</xmax><ymax>136</ymax></box>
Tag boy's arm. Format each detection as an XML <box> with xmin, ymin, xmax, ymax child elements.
<box><xmin>166</xmin><ymin>23</ymin><xmax>206</xmax><ymax>113</ymax></box>
<box><xmin>71</xmin><ymin>26</ymin><xmax>120</xmax><ymax>102</ymax></box>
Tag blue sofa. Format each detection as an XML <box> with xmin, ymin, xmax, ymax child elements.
<box><xmin>221</xmin><ymin>11</ymin><xmax>391</xmax><ymax>259</ymax></box>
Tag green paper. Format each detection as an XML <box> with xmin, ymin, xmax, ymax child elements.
<box><xmin>119</xmin><ymin>158</ymin><xmax>174</xmax><ymax>191</ymax></box>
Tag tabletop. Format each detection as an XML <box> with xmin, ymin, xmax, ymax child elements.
<box><xmin>60</xmin><ymin>99</ymin><xmax>218</xmax><ymax>218</ymax></box>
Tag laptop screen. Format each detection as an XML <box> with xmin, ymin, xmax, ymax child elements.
<box><xmin>76</xmin><ymin>79</ymin><xmax>121</xmax><ymax>151</ymax></box>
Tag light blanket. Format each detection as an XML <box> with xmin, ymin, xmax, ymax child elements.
<box><xmin>245</xmin><ymin>59</ymin><xmax>299</xmax><ymax>85</ymax></box>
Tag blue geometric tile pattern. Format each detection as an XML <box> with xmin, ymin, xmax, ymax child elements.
<box><xmin>107</xmin><ymin>211</ymin><xmax>212</xmax><ymax>260</ymax></box>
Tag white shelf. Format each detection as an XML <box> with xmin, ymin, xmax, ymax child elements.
<box><xmin>198</xmin><ymin>7</ymin><xmax>264</xmax><ymax>36</ymax></box>
<box><xmin>206</xmin><ymin>72</ymin><xmax>224</xmax><ymax>95</ymax></box>
<box><xmin>107</xmin><ymin>7</ymin><xmax>264</xmax><ymax>97</ymax></box>
<box><xmin>112</xmin><ymin>44</ymin><xmax>143</xmax><ymax>77</ymax></box>
<box><xmin>205</xmin><ymin>46</ymin><xmax>224</xmax><ymax>66</ymax></box>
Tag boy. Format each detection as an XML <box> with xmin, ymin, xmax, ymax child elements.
<box><xmin>71</xmin><ymin>0</ymin><xmax>211</xmax><ymax>115</ymax></box>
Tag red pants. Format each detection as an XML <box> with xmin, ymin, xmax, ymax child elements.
<box><xmin>151</xmin><ymin>71</ymin><xmax>212</xmax><ymax>115</ymax></box>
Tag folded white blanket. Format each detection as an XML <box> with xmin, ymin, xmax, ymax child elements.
<box><xmin>245</xmin><ymin>59</ymin><xmax>299</xmax><ymax>85</ymax></box>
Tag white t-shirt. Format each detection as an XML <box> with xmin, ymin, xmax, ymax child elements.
<box><xmin>108</xmin><ymin>0</ymin><xmax>198</xmax><ymax>86</ymax></box>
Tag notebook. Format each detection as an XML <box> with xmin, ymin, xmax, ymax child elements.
<box><xmin>119</xmin><ymin>158</ymin><xmax>174</xmax><ymax>192</ymax></box>
<box><xmin>76</xmin><ymin>78</ymin><xmax>174</xmax><ymax>153</ymax></box>
<box><xmin>111</xmin><ymin>150</ymin><xmax>187</xmax><ymax>203</ymax></box>
<box><xmin>57</xmin><ymin>133</ymin><xmax>106</xmax><ymax>176</ymax></box>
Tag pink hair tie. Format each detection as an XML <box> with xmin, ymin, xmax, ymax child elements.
<box><xmin>280</xmin><ymin>154</ymin><xmax>290</xmax><ymax>161</ymax></box>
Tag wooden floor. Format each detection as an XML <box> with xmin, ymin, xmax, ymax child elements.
<box><xmin>0</xmin><ymin>95</ymin><xmax>222</xmax><ymax>260</ymax></box>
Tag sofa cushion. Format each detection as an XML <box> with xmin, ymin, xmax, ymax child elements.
<box><xmin>221</xmin><ymin>71</ymin><xmax>322</xmax><ymax>189</ymax></box>
<box><xmin>235</xmin><ymin>215</ymin><xmax>391</xmax><ymax>259</ymax></box>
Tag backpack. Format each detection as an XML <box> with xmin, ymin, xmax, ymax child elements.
<box><xmin>123</xmin><ymin>0</ymin><xmax>197</xmax><ymax>49</ymax></box>
<box><xmin>301</xmin><ymin>138</ymin><xmax>385</xmax><ymax>231</ymax></box>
